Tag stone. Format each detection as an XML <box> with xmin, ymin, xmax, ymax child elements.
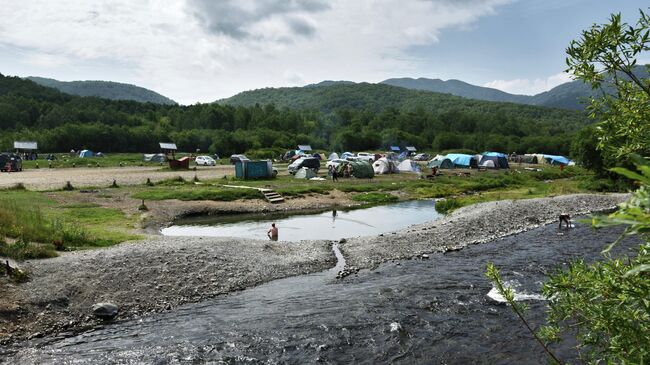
<box><xmin>339</xmin><ymin>238</ymin><xmax>347</xmax><ymax>243</ymax></box>
<box><xmin>92</xmin><ymin>302</ymin><xmax>119</xmax><ymax>320</ymax></box>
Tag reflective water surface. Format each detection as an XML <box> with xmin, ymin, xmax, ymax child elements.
<box><xmin>162</xmin><ymin>200</ymin><xmax>441</xmax><ymax>241</ymax></box>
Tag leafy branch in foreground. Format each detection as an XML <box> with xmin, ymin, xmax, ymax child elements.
<box><xmin>487</xmin><ymin>156</ymin><xmax>650</xmax><ymax>364</ymax></box>
<box><xmin>485</xmin><ymin>264</ymin><xmax>562</xmax><ymax>364</ymax></box>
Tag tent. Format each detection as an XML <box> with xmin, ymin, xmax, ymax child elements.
<box><xmin>544</xmin><ymin>155</ymin><xmax>571</xmax><ymax>166</ymax></box>
<box><xmin>521</xmin><ymin>155</ymin><xmax>538</xmax><ymax>164</ymax></box>
<box><xmin>430</xmin><ymin>154</ymin><xmax>446</xmax><ymax>161</ymax></box>
<box><xmin>446</xmin><ymin>153</ymin><xmax>478</xmax><ymax>168</ymax></box>
<box><xmin>482</xmin><ymin>151</ymin><xmax>508</xmax><ymax>158</ymax></box>
<box><xmin>427</xmin><ymin>158</ymin><xmax>453</xmax><ymax>169</ymax></box>
<box><xmin>479</xmin><ymin>155</ymin><xmax>509</xmax><ymax>169</ymax></box>
<box><xmin>328</xmin><ymin>152</ymin><xmax>339</xmax><ymax>161</ymax></box>
<box><xmin>480</xmin><ymin>160</ymin><xmax>496</xmax><ymax>168</ymax></box>
<box><xmin>294</xmin><ymin>167</ymin><xmax>317</xmax><ymax>179</ymax></box>
<box><xmin>373</xmin><ymin>157</ymin><xmax>398</xmax><ymax>174</ymax></box>
<box><xmin>348</xmin><ymin>161</ymin><xmax>375</xmax><ymax>178</ymax></box>
<box><xmin>143</xmin><ymin>153</ymin><xmax>167</xmax><ymax>162</ymax></box>
<box><xmin>341</xmin><ymin>152</ymin><xmax>354</xmax><ymax>159</ymax></box>
<box><xmin>313</xmin><ymin>153</ymin><xmax>326</xmax><ymax>160</ymax></box>
<box><xmin>397</xmin><ymin>159</ymin><xmax>420</xmax><ymax>173</ymax></box>
<box><xmin>79</xmin><ymin>150</ymin><xmax>94</xmax><ymax>158</ymax></box>
<box><xmin>532</xmin><ymin>154</ymin><xmax>548</xmax><ymax>165</ymax></box>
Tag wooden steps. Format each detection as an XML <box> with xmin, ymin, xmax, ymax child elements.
<box><xmin>222</xmin><ymin>185</ymin><xmax>285</xmax><ymax>204</ymax></box>
<box><xmin>260</xmin><ymin>188</ymin><xmax>285</xmax><ymax>204</ymax></box>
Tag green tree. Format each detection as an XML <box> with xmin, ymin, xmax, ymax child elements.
<box><xmin>566</xmin><ymin>10</ymin><xmax>650</xmax><ymax>168</ymax></box>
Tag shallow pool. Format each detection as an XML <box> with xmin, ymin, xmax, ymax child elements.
<box><xmin>161</xmin><ymin>200</ymin><xmax>441</xmax><ymax>241</ymax></box>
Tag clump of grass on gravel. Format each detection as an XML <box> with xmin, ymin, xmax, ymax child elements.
<box><xmin>434</xmin><ymin>198</ymin><xmax>462</xmax><ymax>214</ymax></box>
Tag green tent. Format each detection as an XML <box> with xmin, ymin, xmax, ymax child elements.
<box><xmin>335</xmin><ymin>160</ymin><xmax>374</xmax><ymax>179</ymax></box>
<box><xmin>427</xmin><ymin>158</ymin><xmax>453</xmax><ymax>169</ymax></box>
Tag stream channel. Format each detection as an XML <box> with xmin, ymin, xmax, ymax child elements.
<box><xmin>1</xmin><ymin>205</ymin><xmax>640</xmax><ymax>364</ymax></box>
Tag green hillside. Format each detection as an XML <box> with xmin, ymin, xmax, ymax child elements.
<box><xmin>1</xmin><ymin>73</ymin><xmax>589</xmax><ymax>157</ymax></box>
<box><xmin>26</xmin><ymin>76</ymin><xmax>176</xmax><ymax>105</ymax></box>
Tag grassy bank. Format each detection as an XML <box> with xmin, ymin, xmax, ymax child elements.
<box><xmin>0</xmin><ymin>189</ymin><xmax>140</xmax><ymax>260</ymax></box>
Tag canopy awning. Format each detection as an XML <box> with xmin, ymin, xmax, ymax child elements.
<box><xmin>159</xmin><ymin>142</ymin><xmax>177</xmax><ymax>150</ymax></box>
<box><xmin>14</xmin><ymin>141</ymin><xmax>38</xmax><ymax>150</ymax></box>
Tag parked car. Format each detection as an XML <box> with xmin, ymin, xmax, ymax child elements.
<box><xmin>288</xmin><ymin>156</ymin><xmax>321</xmax><ymax>174</ymax></box>
<box><xmin>195</xmin><ymin>155</ymin><xmax>217</xmax><ymax>166</ymax></box>
<box><xmin>326</xmin><ymin>158</ymin><xmax>348</xmax><ymax>169</ymax></box>
<box><xmin>413</xmin><ymin>153</ymin><xmax>431</xmax><ymax>161</ymax></box>
<box><xmin>356</xmin><ymin>152</ymin><xmax>375</xmax><ymax>163</ymax></box>
<box><xmin>229</xmin><ymin>154</ymin><xmax>250</xmax><ymax>164</ymax></box>
<box><xmin>0</xmin><ymin>153</ymin><xmax>23</xmax><ymax>172</ymax></box>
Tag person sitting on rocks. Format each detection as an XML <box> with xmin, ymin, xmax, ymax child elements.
<box><xmin>559</xmin><ymin>213</ymin><xmax>571</xmax><ymax>229</ymax></box>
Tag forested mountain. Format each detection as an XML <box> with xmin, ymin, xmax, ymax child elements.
<box><xmin>381</xmin><ymin>78</ymin><xmax>531</xmax><ymax>104</ymax></box>
<box><xmin>26</xmin><ymin>76</ymin><xmax>176</xmax><ymax>105</ymax></box>
<box><xmin>1</xmin><ymin>72</ymin><xmax>589</xmax><ymax>157</ymax></box>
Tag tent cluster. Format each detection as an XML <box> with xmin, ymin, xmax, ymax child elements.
<box><xmin>426</xmin><ymin>152</ymin><xmax>511</xmax><ymax>169</ymax></box>
<box><xmin>521</xmin><ymin>154</ymin><xmax>574</xmax><ymax>166</ymax></box>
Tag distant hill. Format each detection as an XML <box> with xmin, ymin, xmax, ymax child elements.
<box><xmin>26</xmin><ymin>77</ymin><xmax>176</xmax><ymax>105</ymax></box>
<box><xmin>381</xmin><ymin>78</ymin><xmax>531</xmax><ymax>104</ymax></box>
<box><xmin>217</xmin><ymin>82</ymin><xmax>586</xmax><ymax>129</ymax></box>
<box><xmin>380</xmin><ymin>65</ymin><xmax>648</xmax><ymax>110</ymax></box>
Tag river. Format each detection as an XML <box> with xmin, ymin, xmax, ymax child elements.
<box><xmin>2</xmin><ymin>218</ymin><xmax>638</xmax><ymax>364</ymax></box>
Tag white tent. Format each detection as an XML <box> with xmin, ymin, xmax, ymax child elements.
<box><xmin>480</xmin><ymin>159</ymin><xmax>496</xmax><ymax>168</ymax></box>
<box><xmin>373</xmin><ymin>157</ymin><xmax>398</xmax><ymax>174</ymax></box>
<box><xmin>397</xmin><ymin>159</ymin><xmax>420</xmax><ymax>173</ymax></box>
<box><xmin>328</xmin><ymin>152</ymin><xmax>339</xmax><ymax>161</ymax></box>
<box><xmin>294</xmin><ymin>167</ymin><xmax>317</xmax><ymax>179</ymax></box>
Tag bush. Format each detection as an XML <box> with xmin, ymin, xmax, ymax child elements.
<box><xmin>434</xmin><ymin>198</ymin><xmax>461</xmax><ymax>213</ymax></box>
<box><xmin>351</xmin><ymin>192</ymin><xmax>399</xmax><ymax>204</ymax></box>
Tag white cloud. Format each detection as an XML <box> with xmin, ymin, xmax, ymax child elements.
<box><xmin>483</xmin><ymin>72</ymin><xmax>574</xmax><ymax>95</ymax></box>
<box><xmin>0</xmin><ymin>0</ymin><xmax>512</xmax><ymax>103</ymax></box>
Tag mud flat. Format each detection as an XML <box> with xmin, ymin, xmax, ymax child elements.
<box><xmin>0</xmin><ymin>193</ymin><xmax>627</xmax><ymax>345</ymax></box>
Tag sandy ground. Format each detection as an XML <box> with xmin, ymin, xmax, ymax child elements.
<box><xmin>0</xmin><ymin>193</ymin><xmax>628</xmax><ymax>345</ymax></box>
<box><xmin>0</xmin><ymin>166</ymin><xmax>235</xmax><ymax>191</ymax></box>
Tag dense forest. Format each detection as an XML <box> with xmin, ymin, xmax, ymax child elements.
<box><xmin>0</xmin><ymin>73</ymin><xmax>590</xmax><ymax>157</ymax></box>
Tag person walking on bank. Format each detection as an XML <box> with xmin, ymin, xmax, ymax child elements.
<box><xmin>331</xmin><ymin>165</ymin><xmax>339</xmax><ymax>182</ymax></box>
<box><xmin>267</xmin><ymin>223</ymin><xmax>279</xmax><ymax>241</ymax></box>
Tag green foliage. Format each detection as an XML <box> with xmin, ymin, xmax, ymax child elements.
<box><xmin>351</xmin><ymin>192</ymin><xmax>399</xmax><ymax>204</ymax></box>
<box><xmin>487</xmin><ymin>156</ymin><xmax>650</xmax><ymax>364</ymax></box>
<box><xmin>132</xmin><ymin>187</ymin><xmax>263</xmax><ymax>201</ymax></box>
<box><xmin>0</xmin><ymin>74</ymin><xmax>588</xmax><ymax>157</ymax></box>
<box><xmin>434</xmin><ymin>198</ymin><xmax>461</xmax><ymax>214</ymax></box>
<box><xmin>566</xmin><ymin>10</ymin><xmax>650</xmax><ymax>171</ymax></box>
<box><xmin>0</xmin><ymin>240</ymin><xmax>58</xmax><ymax>260</ymax></box>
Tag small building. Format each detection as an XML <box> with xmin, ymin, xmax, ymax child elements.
<box><xmin>14</xmin><ymin>141</ymin><xmax>38</xmax><ymax>160</ymax></box>
<box><xmin>297</xmin><ymin>145</ymin><xmax>312</xmax><ymax>152</ymax></box>
<box><xmin>390</xmin><ymin>146</ymin><xmax>401</xmax><ymax>153</ymax></box>
<box><xmin>405</xmin><ymin>146</ymin><xmax>417</xmax><ymax>154</ymax></box>
<box><xmin>159</xmin><ymin>142</ymin><xmax>188</xmax><ymax>170</ymax></box>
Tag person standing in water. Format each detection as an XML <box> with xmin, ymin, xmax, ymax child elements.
<box><xmin>267</xmin><ymin>223</ymin><xmax>279</xmax><ymax>241</ymax></box>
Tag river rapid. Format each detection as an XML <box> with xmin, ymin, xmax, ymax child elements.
<box><xmin>2</xmin><ymin>218</ymin><xmax>638</xmax><ymax>364</ymax></box>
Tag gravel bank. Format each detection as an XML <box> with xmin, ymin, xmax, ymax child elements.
<box><xmin>0</xmin><ymin>193</ymin><xmax>627</xmax><ymax>345</ymax></box>
<box><xmin>0</xmin><ymin>237</ymin><xmax>334</xmax><ymax>344</ymax></box>
<box><xmin>340</xmin><ymin>193</ymin><xmax>628</xmax><ymax>270</ymax></box>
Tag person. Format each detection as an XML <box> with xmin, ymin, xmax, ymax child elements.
<box><xmin>330</xmin><ymin>165</ymin><xmax>339</xmax><ymax>182</ymax></box>
<box><xmin>559</xmin><ymin>213</ymin><xmax>571</xmax><ymax>229</ymax></box>
<box><xmin>267</xmin><ymin>223</ymin><xmax>279</xmax><ymax>241</ymax></box>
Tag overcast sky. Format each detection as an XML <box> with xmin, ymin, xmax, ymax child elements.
<box><xmin>0</xmin><ymin>0</ymin><xmax>647</xmax><ymax>104</ymax></box>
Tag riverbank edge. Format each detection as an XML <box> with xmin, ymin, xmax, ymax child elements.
<box><xmin>0</xmin><ymin>193</ymin><xmax>627</xmax><ymax>347</ymax></box>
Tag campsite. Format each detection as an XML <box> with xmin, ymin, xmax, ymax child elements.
<box><xmin>1</xmin><ymin>3</ymin><xmax>649</xmax><ymax>364</ymax></box>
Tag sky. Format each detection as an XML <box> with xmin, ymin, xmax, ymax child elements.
<box><xmin>0</xmin><ymin>0</ymin><xmax>647</xmax><ymax>104</ymax></box>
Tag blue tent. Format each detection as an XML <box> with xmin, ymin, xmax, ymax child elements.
<box><xmin>544</xmin><ymin>155</ymin><xmax>571</xmax><ymax>166</ymax></box>
<box><xmin>79</xmin><ymin>150</ymin><xmax>94</xmax><ymax>158</ymax></box>
<box><xmin>480</xmin><ymin>152</ymin><xmax>509</xmax><ymax>168</ymax></box>
<box><xmin>446</xmin><ymin>153</ymin><xmax>478</xmax><ymax>168</ymax></box>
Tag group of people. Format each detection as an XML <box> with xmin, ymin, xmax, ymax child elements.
<box><xmin>328</xmin><ymin>164</ymin><xmax>354</xmax><ymax>181</ymax></box>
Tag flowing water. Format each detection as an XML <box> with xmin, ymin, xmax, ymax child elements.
<box><xmin>161</xmin><ymin>200</ymin><xmax>441</xmax><ymax>241</ymax></box>
<box><xmin>2</xmin><ymin>219</ymin><xmax>639</xmax><ymax>364</ymax></box>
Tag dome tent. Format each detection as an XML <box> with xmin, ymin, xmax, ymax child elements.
<box><xmin>446</xmin><ymin>153</ymin><xmax>478</xmax><ymax>168</ymax></box>
<box><xmin>328</xmin><ymin>152</ymin><xmax>339</xmax><ymax>161</ymax></box>
<box><xmin>427</xmin><ymin>158</ymin><xmax>453</xmax><ymax>169</ymax></box>
<box><xmin>294</xmin><ymin>167</ymin><xmax>317</xmax><ymax>179</ymax></box>
<box><xmin>373</xmin><ymin>157</ymin><xmax>398</xmax><ymax>174</ymax></box>
<box><xmin>397</xmin><ymin>159</ymin><xmax>420</xmax><ymax>173</ymax></box>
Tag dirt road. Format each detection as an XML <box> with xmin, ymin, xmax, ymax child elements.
<box><xmin>0</xmin><ymin>166</ymin><xmax>235</xmax><ymax>191</ymax></box>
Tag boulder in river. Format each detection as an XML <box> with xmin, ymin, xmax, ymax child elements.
<box><xmin>92</xmin><ymin>303</ymin><xmax>119</xmax><ymax>320</ymax></box>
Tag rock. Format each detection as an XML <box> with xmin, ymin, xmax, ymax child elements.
<box><xmin>421</xmin><ymin>254</ymin><xmax>429</xmax><ymax>259</ymax></box>
<box><xmin>92</xmin><ymin>303</ymin><xmax>119</xmax><ymax>320</ymax></box>
<box><xmin>339</xmin><ymin>238</ymin><xmax>347</xmax><ymax>243</ymax></box>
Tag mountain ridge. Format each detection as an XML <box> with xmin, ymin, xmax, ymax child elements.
<box><xmin>26</xmin><ymin>76</ymin><xmax>176</xmax><ymax>105</ymax></box>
